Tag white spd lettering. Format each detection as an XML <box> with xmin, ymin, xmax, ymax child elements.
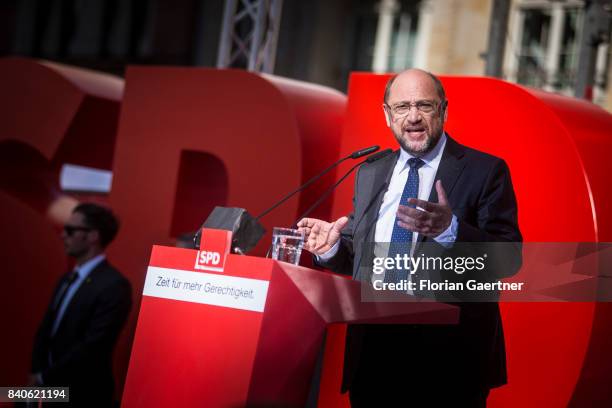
<box><xmin>198</xmin><ymin>251</ymin><xmax>220</xmax><ymax>265</ymax></box>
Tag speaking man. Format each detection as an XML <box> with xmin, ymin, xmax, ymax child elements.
<box><xmin>297</xmin><ymin>69</ymin><xmax>522</xmax><ymax>407</ymax></box>
<box><xmin>31</xmin><ymin>203</ymin><xmax>132</xmax><ymax>407</ymax></box>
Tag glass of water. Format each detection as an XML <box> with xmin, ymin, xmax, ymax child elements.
<box><xmin>271</xmin><ymin>227</ymin><xmax>305</xmax><ymax>265</ymax></box>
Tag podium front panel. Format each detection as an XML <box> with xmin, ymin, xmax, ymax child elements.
<box><xmin>122</xmin><ymin>246</ymin><xmax>274</xmax><ymax>407</ymax></box>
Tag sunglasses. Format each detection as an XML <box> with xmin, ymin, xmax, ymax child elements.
<box><xmin>63</xmin><ymin>225</ymin><xmax>93</xmax><ymax>236</ymax></box>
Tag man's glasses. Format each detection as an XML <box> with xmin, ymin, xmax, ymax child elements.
<box><xmin>385</xmin><ymin>99</ymin><xmax>445</xmax><ymax>119</ymax></box>
<box><xmin>63</xmin><ymin>225</ymin><xmax>93</xmax><ymax>236</ymax></box>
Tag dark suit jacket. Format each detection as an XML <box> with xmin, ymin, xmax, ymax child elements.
<box><xmin>317</xmin><ymin>136</ymin><xmax>522</xmax><ymax>394</ymax></box>
<box><xmin>32</xmin><ymin>259</ymin><xmax>132</xmax><ymax>407</ymax></box>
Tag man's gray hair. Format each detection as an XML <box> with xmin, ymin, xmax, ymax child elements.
<box><xmin>383</xmin><ymin>70</ymin><xmax>447</xmax><ymax>104</ymax></box>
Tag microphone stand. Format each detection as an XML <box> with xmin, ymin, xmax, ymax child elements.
<box><xmin>265</xmin><ymin>148</ymin><xmax>393</xmax><ymax>257</ymax></box>
<box><xmin>291</xmin><ymin>149</ymin><xmax>394</xmax><ymax>227</ymax></box>
<box><xmin>255</xmin><ymin>146</ymin><xmax>380</xmax><ymax>221</ymax></box>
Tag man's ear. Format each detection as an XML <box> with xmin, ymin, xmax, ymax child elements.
<box><xmin>88</xmin><ymin>229</ymin><xmax>101</xmax><ymax>246</ymax></box>
<box><xmin>442</xmin><ymin>100</ymin><xmax>448</xmax><ymax>123</ymax></box>
<box><xmin>382</xmin><ymin>104</ymin><xmax>391</xmax><ymax>127</ymax></box>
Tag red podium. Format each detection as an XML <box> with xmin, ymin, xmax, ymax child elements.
<box><xmin>122</xmin><ymin>229</ymin><xmax>458</xmax><ymax>407</ymax></box>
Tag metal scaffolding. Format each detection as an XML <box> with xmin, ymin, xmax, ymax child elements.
<box><xmin>216</xmin><ymin>0</ymin><xmax>283</xmax><ymax>73</ymax></box>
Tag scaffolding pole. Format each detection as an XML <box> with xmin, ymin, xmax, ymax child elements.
<box><xmin>216</xmin><ymin>0</ymin><xmax>283</xmax><ymax>73</ymax></box>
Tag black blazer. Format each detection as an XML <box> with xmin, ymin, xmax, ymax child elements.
<box><xmin>32</xmin><ymin>259</ymin><xmax>132</xmax><ymax>407</ymax></box>
<box><xmin>317</xmin><ymin>136</ymin><xmax>522</xmax><ymax>393</ymax></box>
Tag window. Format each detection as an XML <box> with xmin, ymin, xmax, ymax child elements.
<box><xmin>351</xmin><ymin>0</ymin><xmax>421</xmax><ymax>74</ymax></box>
<box><xmin>556</xmin><ymin>7</ymin><xmax>582</xmax><ymax>91</ymax></box>
<box><xmin>388</xmin><ymin>1</ymin><xmax>420</xmax><ymax>71</ymax></box>
<box><xmin>508</xmin><ymin>0</ymin><xmax>611</xmax><ymax>100</ymax></box>
<box><xmin>516</xmin><ymin>8</ymin><xmax>552</xmax><ymax>88</ymax></box>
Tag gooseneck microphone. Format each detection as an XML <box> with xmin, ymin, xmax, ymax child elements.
<box><xmin>350</xmin><ymin>145</ymin><xmax>380</xmax><ymax>159</ymax></box>
<box><xmin>264</xmin><ymin>148</ymin><xmax>393</xmax><ymax>258</ymax></box>
<box><xmin>255</xmin><ymin>145</ymin><xmax>380</xmax><ymax>221</ymax></box>
<box><xmin>291</xmin><ymin>148</ymin><xmax>393</xmax><ymax>226</ymax></box>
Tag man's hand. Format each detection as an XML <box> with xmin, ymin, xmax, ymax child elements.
<box><xmin>297</xmin><ymin>216</ymin><xmax>349</xmax><ymax>255</ymax></box>
<box><xmin>396</xmin><ymin>180</ymin><xmax>452</xmax><ymax>237</ymax></box>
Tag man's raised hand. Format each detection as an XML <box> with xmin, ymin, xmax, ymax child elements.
<box><xmin>297</xmin><ymin>216</ymin><xmax>349</xmax><ymax>255</ymax></box>
<box><xmin>396</xmin><ymin>180</ymin><xmax>452</xmax><ymax>237</ymax></box>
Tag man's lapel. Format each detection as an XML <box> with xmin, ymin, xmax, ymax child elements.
<box><xmin>41</xmin><ymin>272</ymin><xmax>73</xmax><ymax>334</ymax></box>
<box><xmin>351</xmin><ymin>150</ymin><xmax>397</xmax><ymax>280</ymax></box>
<box><xmin>419</xmin><ymin>135</ymin><xmax>466</xmax><ymax>244</ymax></box>
<box><xmin>56</xmin><ymin>260</ymin><xmax>107</xmax><ymax>331</ymax></box>
<box><xmin>361</xmin><ymin>150</ymin><xmax>398</xmax><ymax>242</ymax></box>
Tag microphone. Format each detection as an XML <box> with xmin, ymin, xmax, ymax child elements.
<box><xmin>256</xmin><ymin>145</ymin><xmax>380</xmax><ymax>220</ymax></box>
<box><xmin>263</xmin><ymin>148</ymin><xmax>393</xmax><ymax>257</ymax></box>
<box><xmin>292</xmin><ymin>148</ymin><xmax>393</xmax><ymax>226</ymax></box>
<box><xmin>291</xmin><ymin>151</ymin><xmax>392</xmax><ymax>260</ymax></box>
<box><xmin>350</xmin><ymin>145</ymin><xmax>379</xmax><ymax>159</ymax></box>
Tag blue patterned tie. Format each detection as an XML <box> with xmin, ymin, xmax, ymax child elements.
<box><xmin>385</xmin><ymin>157</ymin><xmax>425</xmax><ymax>283</ymax></box>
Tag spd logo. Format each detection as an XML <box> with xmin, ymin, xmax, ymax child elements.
<box><xmin>193</xmin><ymin>228</ymin><xmax>231</xmax><ymax>272</ymax></box>
<box><xmin>195</xmin><ymin>250</ymin><xmax>221</xmax><ymax>269</ymax></box>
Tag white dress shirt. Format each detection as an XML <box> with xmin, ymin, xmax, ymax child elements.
<box><xmin>319</xmin><ymin>133</ymin><xmax>458</xmax><ymax>272</ymax></box>
<box><xmin>374</xmin><ymin>133</ymin><xmax>456</xmax><ymax>245</ymax></box>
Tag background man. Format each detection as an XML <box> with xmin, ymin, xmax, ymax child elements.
<box><xmin>31</xmin><ymin>203</ymin><xmax>132</xmax><ymax>407</ymax></box>
<box><xmin>298</xmin><ymin>69</ymin><xmax>522</xmax><ymax>407</ymax></box>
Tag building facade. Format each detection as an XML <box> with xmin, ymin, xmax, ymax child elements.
<box><xmin>1</xmin><ymin>0</ymin><xmax>610</xmax><ymax>109</ymax></box>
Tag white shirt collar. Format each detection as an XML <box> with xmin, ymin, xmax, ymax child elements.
<box><xmin>396</xmin><ymin>132</ymin><xmax>447</xmax><ymax>173</ymax></box>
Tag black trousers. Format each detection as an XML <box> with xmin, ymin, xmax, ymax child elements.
<box><xmin>345</xmin><ymin>323</ymin><xmax>498</xmax><ymax>408</ymax></box>
<box><xmin>347</xmin><ymin>352</ymin><xmax>490</xmax><ymax>408</ymax></box>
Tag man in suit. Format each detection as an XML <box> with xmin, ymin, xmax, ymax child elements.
<box><xmin>31</xmin><ymin>203</ymin><xmax>132</xmax><ymax>407</ymax></box>
<box><xmin>297</xmin><ymin>69</ymin><xmax>522</xmax><ymax>407</ymax></box>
